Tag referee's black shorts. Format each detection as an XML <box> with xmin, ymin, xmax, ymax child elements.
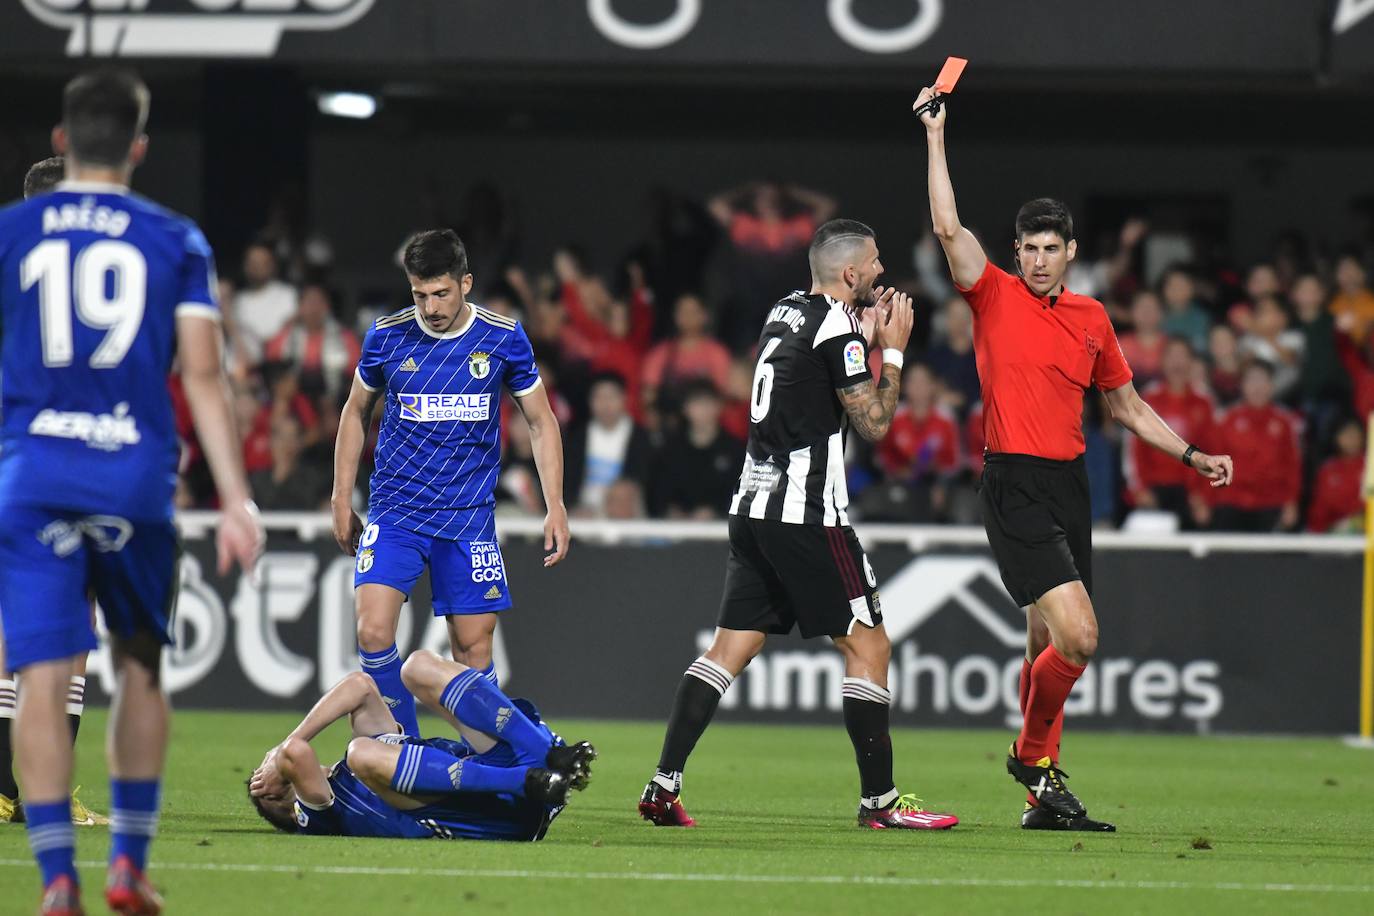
<box><xmin>717</xmin><ymin>516</ymin><xmax>882</xmax><ymax>640</ymax></box>
<box><xmin>979</xmin><ymin>452</ymin><xmax>1092</xmax><ymax>609</ymax></box>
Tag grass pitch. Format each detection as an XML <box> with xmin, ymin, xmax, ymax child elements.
<box><xmin>1</xmin><ymin>709</ymin><xmax>1372</xmax><ymax>915</ymax></box>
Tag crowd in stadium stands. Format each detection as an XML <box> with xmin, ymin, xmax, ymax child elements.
<box><xmin>174</xmin><ymin>181</ymin><xmax>1374</xmax><ymax>535</ymax></box>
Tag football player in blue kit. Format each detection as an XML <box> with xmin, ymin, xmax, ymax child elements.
<box><xmin>247</xmin><ymin>650</ymin><xmax>595</xmax><ymax>841</ymax></box>
<box><xmin>0</xmin><ymin>70</ymin><xmax>263</xmax><ymax>915</ymax></box>
<box><xmin>331</xmin><ymin>229</ymin><xmax>568</xmax><ymax>736</ymax></box>
<box><xmin>0</xmin><ymin>156</ymin><xmax>109</xmax><ymax>832</ymax></box>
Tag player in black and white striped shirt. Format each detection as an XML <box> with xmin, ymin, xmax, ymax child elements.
<box><xmin>639</xmin><ymin>220</ymin><xmax>959</xmax><ymax>831</ymax></box>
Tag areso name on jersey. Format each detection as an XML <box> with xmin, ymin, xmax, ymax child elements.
<box><xmin>397</xmin><ymin>392</ymin><xmax>492</xmax><ymax>422</ymax></box>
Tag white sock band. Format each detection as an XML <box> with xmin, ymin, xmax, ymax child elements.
<box><xmin>861</xmin><ymin>787</ymin><xmax>901</xmax><ymax>810</ymax></box>
<box><xmin>0</xmin><ymin>679</ymin><xmax>15</xmax><ymax>718</ymax></box>
<box><xmin>685</xmin><ymin>657</ymin><xmax>734</xmax><ymax>696</ymax></box>
<box><xmin>66</xmin><ymin>676</ymin><xmax>86</xmax><ymax>718</ymax></box>
<box><xmin>842</xmin><ymin>677</ymin><xmax>891</xmax><ymax>706</ymax></box>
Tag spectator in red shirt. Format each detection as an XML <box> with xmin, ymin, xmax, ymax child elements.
<box><xmin>1206</xmin><ymin>323</ymin><xmax>1243</xmax><ymax>406</ymax></box>
<box><xmin>1123</xmin><ymin>337</ymin><xmax>1216</xmax><ymax>528</ymax></box>
<box><xmin>234</xmin><ymin>382</ymin><xmax>273</xmax><ymax>475</ymax></box>
<box><xmin>1211</xmin><ymin>361</ymin><xmax>1303</xmax><ymax>531</ymax></box>
<box><xmin>719</xmin><ymin>356</ymin><xmax>754</xmax><ymax>443</ymax></box>
<box><xmin>708</xmin><ymin>180</ymin><xmax>838</xmax><ymax>349</ymax></box>
<box><xmin>559</xmin><ymin>259</ymin><xmax>654</xmax><ymax>419</ymax></box>
<box><xmin>868</xmin><ymin>364</ymin><xmax>963</xmax><ymax>522</ymax></box>
<box><xmin>1117</xmin><ymin>290</ymin><xmax>1166</xmax><ymax>388</ymax></box>
<box><xmin>1307</xmin><ymin>418</ymin><xmax>1366</xmax><ymax>533</ymax></box>
<box><xmin>642</xmin><ymin>293</ymin><xmax>732</xmax><ymax>428</ymax></box>
<box><xmin>877</xmin><ymin>364</ymin><xmax>962</xmax><ymax>481</ymax></box>
<box><xmin>263</xmin><ymin>283</ymin><xmax>361</xmax><ymax>400</ymax></box>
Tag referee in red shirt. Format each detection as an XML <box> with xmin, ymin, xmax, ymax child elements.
<box><xmin>915</xmin><ymin>87</ymin><xmax>1234</xmax><ymax>831</ymax></box>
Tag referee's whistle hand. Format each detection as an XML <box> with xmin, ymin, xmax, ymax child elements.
<box><xmin>913</xmin><ymin>86</ymin><xmax>945</xmax><ymax>131</ymax></box>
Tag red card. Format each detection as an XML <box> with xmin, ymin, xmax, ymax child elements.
<box><xmin>934</xmin><ymin>56</ymin><xmax>968</xmax><ymax>94</ymax></box>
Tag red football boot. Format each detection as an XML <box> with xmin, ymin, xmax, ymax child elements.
<box><xmin>857</xmin><ymin>794</ymin><xmax>958</xmax><ymax>830</ymax></box>
<box><xmin>638</xmin><ymin>782</ymin><xmax>697</xmax><ymax>827</ymax></box>
<box><xmin>39</xmin><ymin>875</ymin><xmax>84</xmax><ymax>916</ymax></box>
<box><xmin>104</xmin><ymin>855</ymin><xmax>163</xmax><ymax>916</ymax></box>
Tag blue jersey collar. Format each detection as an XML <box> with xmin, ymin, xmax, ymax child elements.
<box><xmin>414</xmin><ymin>301</ymin><xmax>478</xmax><ymax>340</ymax></box>
<box><xmin>55</xmin><ymin>180</ymin><xmax>130</xmax><ymax>195</ymax></box>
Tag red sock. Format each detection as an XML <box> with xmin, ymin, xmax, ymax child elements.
<box><xmin>1048</xmin><ymin>708</ymin><xmax>1065</xmax><ymax>765</ymax></box>
<box><xmin>1017</xmin><ymin>645</ymin><xmax>1084</xmax><ymax>764</ymax></box>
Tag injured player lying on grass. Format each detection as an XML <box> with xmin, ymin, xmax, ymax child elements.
<box><xmin>247</xmin><ymin>650</ymin><xmax>595</xmax><ymax>841</ymax></box>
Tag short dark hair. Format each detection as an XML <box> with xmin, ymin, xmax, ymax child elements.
<box><xmin>588</xmin><ymin>370</ymin><xmax>628</xmax><ymax>392</ymax></box>
<box><xmin>62</xmin><ymin>69</ymin><xmax>149</xmax><ymax>168</ymax></box>
<box><xmin>402</xmin><ymin>229</ymin><xmax>469</xmax><ymax>281</ymax></box>
<box><xmin>679</xmin><ymin>379</ymin><xmax>721</xmax><ymax>404</ymax></box>
<box><xmin>1244</xmin><ymin>359</ymin><xmax>1276</xmax><ymax>379</ymax></box>
<box><xmin>23</xmin><ymin>157</ymin><xmax>64</xmax><ymax>198</ymax></box>
<box><xmin>245</xmin><ymin>780</ymin><xmax>296</xmax><ymax>833</ymax></box>
<box><xmin>1164</xmin><ymin>334</ymin><xmax>1195</xmax><ymax>354</ymax></box>
<box><xmin>1014</xmin><ymin>198</ymin><xmax>1074</xmax><ymax>243</ymax></box>
<box><xmin>808</xmin><ymin>219</ymin><xmax>876</xmax><ymax>280</ymax></box>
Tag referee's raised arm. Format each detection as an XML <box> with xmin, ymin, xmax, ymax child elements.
<box><xmin>915</xmin><ymin>86</ymin><xmax>986</xmax><ymax>290</ymax></box>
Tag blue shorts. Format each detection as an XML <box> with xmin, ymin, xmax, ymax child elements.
<box><xmin>0</xmin><ymin>506</ymin><xmax>178</xmax><ymax>670</ymax></box>
<box><xmin>353</xmin><ymin>511</ymin><xmax>513</xmax><ymax>616</ymax></box>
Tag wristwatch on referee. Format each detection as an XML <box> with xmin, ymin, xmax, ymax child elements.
<box><xmin>1180</xmin><ymin>444</ymin><xmax>1198</xmax><ymax>468</ymax></box>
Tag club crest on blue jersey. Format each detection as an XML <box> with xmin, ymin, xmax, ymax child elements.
<box><xmin>468</xmin><ymin>350</ymin><xmax>491</xmax><ymax>379</ymax></box>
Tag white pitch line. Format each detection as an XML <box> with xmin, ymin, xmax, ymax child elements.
<box><xmin>0</xmin><ymin>860</ymin><xmax>1371</xmax><ymax>895</ymax></box>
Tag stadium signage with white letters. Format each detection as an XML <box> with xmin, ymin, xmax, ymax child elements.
<box><xmin>18</xmin><ymin>0</ymin><xmax>374</xmax><ymax>57</ymax></box>
<box><xmin>4</xmin><ymin>0</ymin><xmax>1346</xmax><ymax>74</ymax></box>
<box><xmin>700</xmin><ymin>556</ymin><xmax>1221</xmax><ymax>729</ymax></box>
<box><xmin>75</xmin><ymin>528</ymin><xmax>1359</xmax><ymax>737</ymax></box>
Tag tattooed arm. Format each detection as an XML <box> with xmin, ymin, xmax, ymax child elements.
<box><xmin>837</xmin><ymin>363</ymin><xmax>902</xmax><ymax>441</ymax></box>
<box><xmin>833</xmin><ymin>286</ymin><xmax>913</xmax><ymax>441</ymax></box>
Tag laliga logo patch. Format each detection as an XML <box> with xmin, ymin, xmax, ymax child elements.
<box><xmin>21</xmin><ymin>0</ymin><xmax>375</xmax><ymax>58</ymax></box>
<box><xmin>468</xmin><ymin>350</ymin><xmax>491</xmax><ymax>379</ymax></box>
<box><xmin>356</xmin><ymin>547</ymin><xmax>374</xmax><ymax>574</ymax></box>
<box><xmin>844</xmin><ymin>340</ymin><xmax>866</xmax><ymax>376</ymax></box>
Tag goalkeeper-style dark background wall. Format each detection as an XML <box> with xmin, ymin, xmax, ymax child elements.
<box><xmin>77</xmin><ymin>527</ymin><xmax>1360</xmax><ymax>736</ymax></box>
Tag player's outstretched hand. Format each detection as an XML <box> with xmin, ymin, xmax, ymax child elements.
<box><xmin>333</xmin><ymin>500</ymin><xmax>364</xmax><ymax>557</ymax></box>
<box><xmin>913</xmin><ymin>86</ymin><xmax>946</xmax><ymax>131</ymax></box>
<box><xmin>1191</xmin><ymin>451</ymin><xmax>1234</xmax><ymax>488</ymax></box>
<box><xmin>543</xmin><ymin>503</ymin><xmax>570</xmax><ymax>568</ymax></box>
<box><xmin>875</xmin><ymin>288</ymin><xmax>915</xmax><ymax>353</ymax></box>
<box><xmin>218</xmin><ymin>499</ymin><xmax>265</xmax><ymax>577</ymax></box>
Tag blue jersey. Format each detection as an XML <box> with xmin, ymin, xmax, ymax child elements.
<box><xmin>0</xmin><ymin>183</ymin><xmax>218</xmax><ymax>521</ymax></box>
<box><xmin>358</xmin><ymin>304</ymin><xmax>540</xmax><ymax>539</ymax></box>
<box><xmin>294</xmin><ymin>737</ymin><xmax>559</xmax><ymax>841</ymax></box>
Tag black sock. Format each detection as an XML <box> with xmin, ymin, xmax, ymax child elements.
<box><xmin>842</xmin><ymin>677</ymin><xmax>895</xmax><ymax>806</ymax></box>
<box><xmin>654</xmin><ymin>657</ymin><xmax>734</xmax><ymax>793</ymax></box>
<box><xmin>0</xmin><ymin>677</ymin><xmax>17</xmax><ymax>799</ymax></box>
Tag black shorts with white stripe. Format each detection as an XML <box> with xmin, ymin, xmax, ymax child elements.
<box><xmin>717</xmin><ymin>516</ymin><xmax>882</xmax><ymax>640</ymax></box>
